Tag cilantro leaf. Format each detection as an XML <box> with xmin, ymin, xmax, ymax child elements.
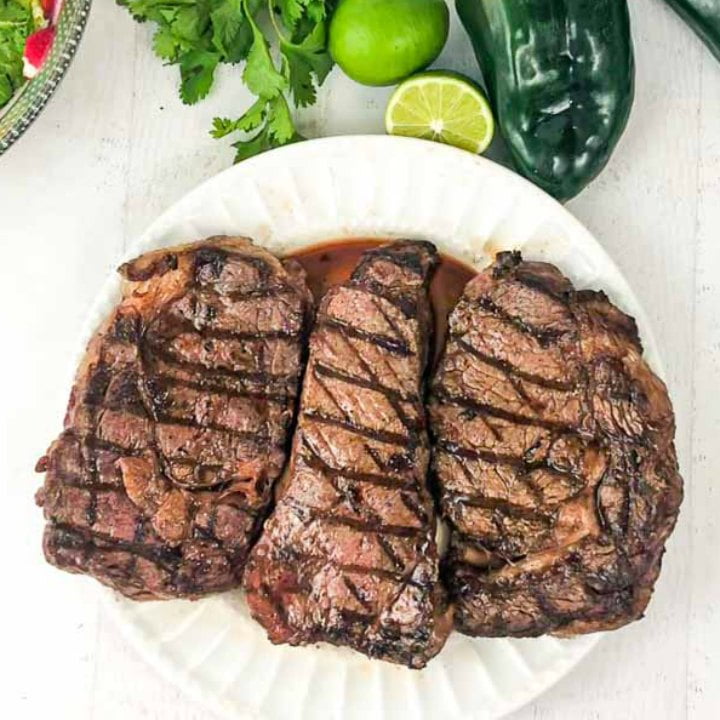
<box><xmin>266</xmin><ymin>94</ymin><xmax>295</xmax><ymax>144</ymax></box>
<box><xmin>152</xmin><ymin>26</ymin><xmax>182</xmax><ymax>61</ymax></box>
<box><xmin>173</xmin><ymin>5</ymin><xmax>210</xmax><ymax>45</ymax></box>
<box><xmin>229</xmin><ymin>96</ymin><xmax>297</xmax><ymax>162</ymax></box>
<box><xmin>273</xmin><ymin>0</ymin><xmax>302</xmax><ymax>31</ymax></box>
<box><xmin>303</xmin><ymin>0</ymin><xmax>328</xmax><ymax>26</ymax></box>
<box><xmin>274</xmin><ymin>0</ymin><xmax>327</xmax><ymax>33</ymax></box>
<box><xmin>282</xmin><ymin>19</ymin><xmax>332</xmax><ymax>107</ymax></box>
<box><xmin>211</xmin><ymin>97</ymin><xmax>267</xmax><ymax>138</ymax></box>
<box><xmin>211</xmin><ymin>117</ymin><xmax>241</xmax><ymax>138</ymax></box>
<box><xmin>232</xmin><ymin>127</ymin><xmax>273</xmax><ymax>162</ymax></box>
<box><xmin>120</xmin><ymin>0</ymin><xmax>198</xmax><ymax>25</ymax></box>
<box><xmin>242</xmin><ymin>2</ymin><xmax>286</xmax><ymax>99</ymax></box>
<box><xmin>179</xmin><ymin>49</ymin><xmax>220</xmax><ymax>104</ymax></box>
<box><xmin>236</xmin><ymin>96</ymin><xmax>268</xmax><ymax>130</ymax></box>
<box><xmin>210</xmin><ymin>0</ymin><xmax>258</xmax><ymax>63</ymax></box>
<box><xmin>210</xmin><ymin>0</ymin><xmax>242</xmax><ymax>55</ymax></box>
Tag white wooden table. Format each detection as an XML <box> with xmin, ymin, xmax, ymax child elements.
<box><xmin>2</xmin><ymin>1</ymin><xmax>718</xmax><ymax>718</ymax></box>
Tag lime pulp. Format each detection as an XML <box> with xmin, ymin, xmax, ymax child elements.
<box><xmin>385</xmin><ymin>71</ymin><xmax>495</xmax><ymax>154</ymax></box>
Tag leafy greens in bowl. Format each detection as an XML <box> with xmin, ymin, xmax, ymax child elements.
<box><xmin>0</xmin><ymin>0</ymin><xmax>90</xmax><ymax>156</ymax></box>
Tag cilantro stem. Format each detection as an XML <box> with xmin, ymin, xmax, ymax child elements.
<box><xmin>266</xmin><ymin>0</ymin><xmax>291</xmax><ymax>81</ymax></box>
<box><xmin>267</xmin><ymin>0</ymin><xmax>288</xmax><ymax>44</ymax></box>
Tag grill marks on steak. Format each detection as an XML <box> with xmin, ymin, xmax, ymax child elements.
<box><xmin>36</xmin><ymin>237</ymin><xmax>681</xmax><ymax>653</ymax></box>
<box><xmin>36</xmin><ymin>237</ymin><xmax>312</xmax><ymax>599</ymax></box>
<box><xmin>244</xmin><ymin>241</ymin><xmax>453</xmax><ymax>668</ymax></box>
<box><xmin>429</xmin><ymin>251</ymin><xmax>682</xmax><ymax>637</ymax></box>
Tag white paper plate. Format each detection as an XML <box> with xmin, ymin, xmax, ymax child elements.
<box><xmin>78</xmin><ymin>136</ymin><xmax>664</xmax><ymax>720</ymax></box>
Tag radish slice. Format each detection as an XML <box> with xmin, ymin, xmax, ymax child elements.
<box><xmin>50</xmin><ymin>0</ymin><xmax>63</xmax><ymax>24</ymax></box>
<box><xmin>38</xmin><ymin>0</ymin><xmax>63</xmax><ymax>24</ymax></box>
<box><xmin>23</xmin><ymin>27</ymin><xmax>55</xmax><ymax>79</ymax></box>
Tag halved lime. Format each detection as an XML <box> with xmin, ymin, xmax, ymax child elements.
<box><xmin>385</xmin><ymin>71</ymin><xmax>495</xmax><ymax>154</ymax></box>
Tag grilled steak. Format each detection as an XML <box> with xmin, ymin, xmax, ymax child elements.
<box><xmin>244</xmin><ymin>241</ymin><xmax>453</xmax><ymax>668</ymax></box>
<box><xmin>429</xmin><ymin>251</ymin><xmax>682</xmax><ymax>637</ymax></box>
<box><xmin>36</xmin><ymin>237</ymin><xmax>312</xmax><ymax>600</ymax></box>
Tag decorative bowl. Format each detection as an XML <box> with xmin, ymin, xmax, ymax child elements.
<box><xmin>0</xmin><ymin>0</ymin><xmax>91</xmax><ymax>156</ymax></box>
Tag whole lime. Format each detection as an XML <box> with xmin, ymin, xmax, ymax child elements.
<box><xmin>329</xmin><ymin>0</ymin><xmax>450</xmax><ymax>87</ymax></box>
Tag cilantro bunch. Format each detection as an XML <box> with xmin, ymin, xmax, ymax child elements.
<box><xmin>119</xmin><ymin>0</ymin><xmax>335</xmax><ymax>161</ymax></box>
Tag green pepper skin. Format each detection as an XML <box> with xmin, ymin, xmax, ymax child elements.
<box><xmin>664</xmin><ymin>0</ymin><xmax>720</xmax><ymax>61</ymax></box>
<box><xmin>456</xmin><ymin>0</ymin><xmax>635</xmax><ymax>201</ymax></box>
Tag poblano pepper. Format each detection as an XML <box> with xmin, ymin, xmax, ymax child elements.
<box><xmin>456</xmin><ymin>0</ymin><xmax>635</xmax><ymax>201</ymax></box>
<box><xmin>663</xmin><ymin>0</ymin><xmax>720</xmax><ymax>60</ymax></box>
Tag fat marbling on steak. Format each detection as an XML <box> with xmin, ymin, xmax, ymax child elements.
<box><xmin>36</xmin><ymin>237</ymin><xmax>313</xmax><ymax>599</ymax></box>
<box><xmin>244</xmin><ymin>241</ymin><xmax>453</xmax><ymax>668</ymax></box>
<box><xmin>429</xmin><ymin>251</ymin><xmax>683</xmax><ymax>636</ymax></box>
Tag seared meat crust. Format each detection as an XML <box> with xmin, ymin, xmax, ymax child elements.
<box><xmin>429</xmin><ymin>252</ymin><xmax>683</xmax><ymax>636</ymax></box>
<box><xmin>36</xmin><ymin>237</ymin><xmax>312</xmax><ymax>599</ymax></box>
<box><xmin>244</xmin><ymin>241</ymin><xmax>453</xmax><ymax>667</ymax></box>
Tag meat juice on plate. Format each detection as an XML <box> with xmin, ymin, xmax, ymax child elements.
<box><xmin>289</xmin><ymin>239</ymin><xmax>478</xmax><ymax>366</ymax></box>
